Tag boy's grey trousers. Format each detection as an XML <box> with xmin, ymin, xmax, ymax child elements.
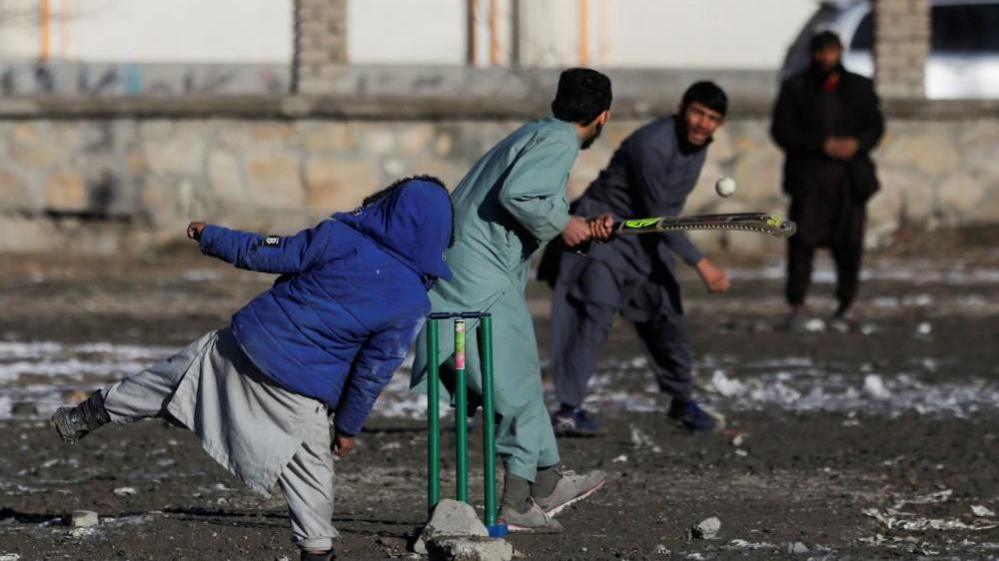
<box><xmin>102</xmin><ymin>328</ymin><xmax>337</xmax><ymax>552</ymax></box>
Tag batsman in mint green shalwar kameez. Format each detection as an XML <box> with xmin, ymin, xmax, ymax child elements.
<box><xmin>412</xmin><ymin>116</ymin><xmax>579</xmax><ymax>482</ymax></box>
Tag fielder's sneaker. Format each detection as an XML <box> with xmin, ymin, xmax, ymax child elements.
<box><xmin>830</xmin><ymin>307</ymin><xmax>858</xmax><ymax>333</ymax></box>
<box><xmin>667</xmin><ymin>399</ymin><xmax>723</xmax><ymax>433</ymax></box>
<box><xmin>552</xmin><ymin>407</ymin><xmax>605</xmax><ymax>437</ymax></box>
<box><xmin>300</xmin><ymin>549</ymin><xmax>336</xmax><ymax>561</ymax></box>
<box><xmin>499</xmin><ymin>498</ymin><xmax>564</xmax><ymax>533</ymax></box>
<box><xmin>533</xmin><ymin>468</ymin><xmax>606</xmax><ymax>517</ymax></box>
<box><xmin>51</xmin><ymin>391</ymin><xmax>111</xmax><ymax>444</ymax></box>
<box><xmin>783</xmin><ymin>306</ymin><xmax>808</xmax><ymax>332</ymax></box>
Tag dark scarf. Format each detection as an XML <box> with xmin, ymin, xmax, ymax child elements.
<box><xmin>807</xmin><ymin>62</ymin><xmax>846</xmax><ymax>91</ymax></box>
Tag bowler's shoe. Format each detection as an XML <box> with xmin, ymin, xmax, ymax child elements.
<box><xmin>51</xmin><ymin>391</ymin><xmax>110</xmax><ymax>444</ymax></box>
<box><xmin>301</xmin><ymin>549</ymin><xmax>336</xmax><ymax>561</ymax></box>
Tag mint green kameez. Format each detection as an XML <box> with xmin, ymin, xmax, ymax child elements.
<box><xmin>412</xmin><ymin>117</ymin><xmax>579</xmax><ymax>481</ymax></box>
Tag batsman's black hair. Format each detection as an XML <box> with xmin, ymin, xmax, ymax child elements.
<box><xmin>681</xmin><ymin>81</ymin><xmax>729</xmax><ymax>117</ymax></box>
<box><xmin>551</xmin><ymin>68</ymin><xmax>613</xmax><ymax>125</ymax></box>
<box><xmin>809</xmin><ymin>30</ymin><xmax>843</xmax><ymax>53</ymax></box>
<box><xmin>362</xmin><ymin>175</ymin><xmax>455</xmax><ymax>248</ymax></box>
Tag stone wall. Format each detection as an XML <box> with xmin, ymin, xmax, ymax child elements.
<box><xmin>875</xmin><ymin>0</ymin><xmax>930</xmax><ymax>99</ymax></box>
<box><xmin>0</xmin><ymin>103</ymin><xmax>997</xmax><ymax>257</ymax></box>
<box><xmin>293</xmin><ymin>0</ymin><xmax>348</xmax><ymax>94</ymax></box>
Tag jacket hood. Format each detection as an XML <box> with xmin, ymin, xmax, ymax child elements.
<box><xmin>335</xmin><ymin>179</ymin><xmax>453</xmax><ymax>282</ymax></box>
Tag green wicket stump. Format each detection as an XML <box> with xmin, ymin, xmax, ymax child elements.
<box><xmin>426</xmin><ymin>311</ymin><xmax>499</xmax><ymax>530</ymax></box>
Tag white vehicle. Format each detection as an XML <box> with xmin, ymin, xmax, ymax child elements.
<box><xmin>781</xmin><ymin>0</ymin><xmax>999</xmax><ymax>99</ymax></box>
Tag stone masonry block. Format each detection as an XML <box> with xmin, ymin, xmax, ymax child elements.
<box><xmin>11</xmin><ymin>143</ymin><xmax>62</xmax><ymax>170</ymax></box>
<box><xmin>305</xmin><ymin>157</ymin><xmax>376</xmax><ymax>212</ymax></box>
<box><xmin>303</xmin><ymin>122</ymin><xmax>357</xmax><ymax>152</ymax></box>
<box><xmin>298</xmin><ymin>20</ymin><xmax>329</xmax><ymax>36</ymax></box>
<box><xmin>246</xmin><ymin>153</ymin><xmax>306</xmax><ymax>208</ymax></box>
<box><xmin>0</xmin><ymin>169</ymin><xmax>36</xmax><ymax>211</ymax></box>
<box><xmin>875</xmin><ymin>3</ymin><xmax>909</xmax><ymax>16</ymax></box>
<box><xmin>43</xmin><ymin>170</ymin><xmax>87</xmax><ymax>210</ymax></box>
<box><xmin>297</xmin><ymin>50</ymin><xmax>334</xmax><ymax>66</ymax></box>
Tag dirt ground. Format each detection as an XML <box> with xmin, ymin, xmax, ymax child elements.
<box><xmin>0</xmin><ymin>227</ymin><xmax>997</xmax><ymax>561</ymax></box>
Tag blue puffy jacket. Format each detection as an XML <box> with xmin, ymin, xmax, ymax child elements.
<box><xmin>198</xmin><ymin>179</ymin><xmax>453</xmax><ymax>436</ymax></box>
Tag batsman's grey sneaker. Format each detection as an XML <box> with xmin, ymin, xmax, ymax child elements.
<box><xmin>533</xmin><ymin>468</ymin><xmax>606</xmax><ymax>517</ymax></box>
<box><xmin>499</xmin><ymin>498</ymin><xmax>563</xmax><ymax>533</ymax></box>
<box><xmin>51</xmin><ymin>391</ymin><xmax>111</xmax><ymax>444</ymax></box>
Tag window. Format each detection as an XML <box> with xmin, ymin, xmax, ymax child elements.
<box><xmin>932</xmin><ymin>3</ymin><xmax>999</xmax><ymax>53</ymax></box>
<box><xmin>851</xmin><ymin>12</ymin><xmax>874</xmax><ymax>51</ymax></box>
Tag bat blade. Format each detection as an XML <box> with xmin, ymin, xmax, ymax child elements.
<box><xmin>617</xmin><ymin>213</ymin><xmax>796</xmax><ymax>238</ymax></box>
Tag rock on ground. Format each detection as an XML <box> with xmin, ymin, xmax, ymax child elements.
<box><xmin>427</xmin><ymin>537</ymin><xmax>514</xmax><ymax>561</ymax></box>
<box><xmin>786</xmin><ymin>541</ymin><xmax>809</xmax><ymax>554</ymax></box>
<box><xmin>413</xmin><ymin>499</ymin><xmax>488</xmax><ymax>555</ymax></box>
<box><xmin>690</xmin><ymin>517</ymin><xmax>721</xmax><ymax>540</ymax></box>
<box><xmin>69</xmin><ymin>511</ymin><xmax>98</xmax><ymax>528</ymax></box>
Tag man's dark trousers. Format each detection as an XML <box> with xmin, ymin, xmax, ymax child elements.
<box><xmin>550</xmin><ymin>252</ymin><xmax>693</xmax><ymax>410</ymax></box>
<box><xmin>786</xmin><ymin>235</ymin><xmax>864</xmax><ymax>310</ymax></box>
<box><xmin>783</xmin><ymin>161</ymin><xmax>867</xmax><ymax>311</ymax></box>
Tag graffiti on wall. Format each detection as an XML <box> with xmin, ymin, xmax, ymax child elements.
<box><xmin>0</xmin><ymin>61</ymin><xmax>290</xmax><ymax>96</ymax></box>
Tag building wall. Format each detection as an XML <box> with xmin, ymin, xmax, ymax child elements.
<box><xmin>0</xmin><ymin>0</ymin><xmax>293</xmax><ymax>63</ymax></box>
<box><xmin>520</xmin><ymin>0</ymin><xmax>817</xmax><ymax>69</ymax></box>
<box><xmin>347</xmin><ymin>0</ymin><xmax>466</xmax><ymax>65</ymax></box>
<box><xmin>1</xmin><ymin>104</ymin><xmax>996</xmax><ymax>257</ymax></box>
<box><xmin>350</xmin><ymin>0</ymin><xmax>816</xmax><ymax>68</ymax></box>
<box><xmin>0</xmin><ymin>0</ymin><xmax>813</xmax><ymax>69</ymax></box>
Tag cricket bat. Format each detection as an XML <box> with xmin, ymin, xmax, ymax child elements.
<box><xmin>615</xmin><ymin>212</ymin><xmax>796</xmax><ymax>238</ymax></box>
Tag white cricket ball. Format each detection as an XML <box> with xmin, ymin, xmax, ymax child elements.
<box><xmin>715</xmin><ymin>176</ymin><xmax>737</xmax><ymax>198</ymax></box>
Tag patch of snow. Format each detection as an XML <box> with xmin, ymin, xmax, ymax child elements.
<box><xmin>864</xmin><ymin>375</ymin><xmax>891</xmax><ymax>400</ymax></box>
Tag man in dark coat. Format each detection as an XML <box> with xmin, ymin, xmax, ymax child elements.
<box><xmin>771</xmin><ymin>31</ymin><xmax>885</xmax><ymax>329</ymax></box>
<box><xmin>541</xmin><ymin>82</ymin><xmax>731</xmax><ymax>436</ymax></box>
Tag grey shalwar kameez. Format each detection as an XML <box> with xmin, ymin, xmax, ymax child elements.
<box><xmin>102</xmin><ymin>328</ymin><xmax>337</xmax><ymax>551</ymax></box>
<box><xmin>545</xmin><ymin>116</ymin><xmax>708</xmax><ymax>409</ymax></box>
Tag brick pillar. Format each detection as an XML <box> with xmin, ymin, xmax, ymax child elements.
<box><xmin>874</xmin><ymin>0</ymin><xmax>930</xmax><ymax>98</ymax></box>
<box><xmin>293</xmin><ymin>0</ymin><xmax>348</xmax><ymax>94</ymax></box>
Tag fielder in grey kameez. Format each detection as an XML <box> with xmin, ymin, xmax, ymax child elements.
<box><xmin>551</xmin><ymin>115</ymin><xmax>705</xmax><ymax>408</ymax></box>
<box><xmin>543</xmin><ymin>82</ymin><xmax>732</xmax><ymax>435</ymax></box>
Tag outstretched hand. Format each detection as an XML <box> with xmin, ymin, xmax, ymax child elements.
<box><xmin>187</xmin><ymin>222</ymin><xmax>207</xmax><ymax>241</ymax></box>
<box><xmin>696</xmin><ymin>258</ymin><xmax>731</xmax><ymax>294</ymax></box>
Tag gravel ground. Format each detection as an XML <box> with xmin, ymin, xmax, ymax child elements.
<box><xmin>0</xmin><ymin>228</ymin><xmax>997</xmax><ymax>561</ymax></box>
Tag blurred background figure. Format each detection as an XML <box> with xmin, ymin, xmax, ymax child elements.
<box><xmin>771</xmin><ymin>30</ymin><xmax>884</xmax><ymax>331</ymax></box>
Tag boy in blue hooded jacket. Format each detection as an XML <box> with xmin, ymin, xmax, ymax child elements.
<box><xmin>50</xmin><ymin>176</ymin><xmax>454</xmax><ymax>561</ymax></box>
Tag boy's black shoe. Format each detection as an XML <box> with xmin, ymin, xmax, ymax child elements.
<box><xmin>301</xmin><ymin>549</ymin><xmax>336</xmax><ymax>561</ymax></box>
<box><xmin>51</xmin><ymin>391</ymin><xmax>111</xmax><ymax>444</ymax></box>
